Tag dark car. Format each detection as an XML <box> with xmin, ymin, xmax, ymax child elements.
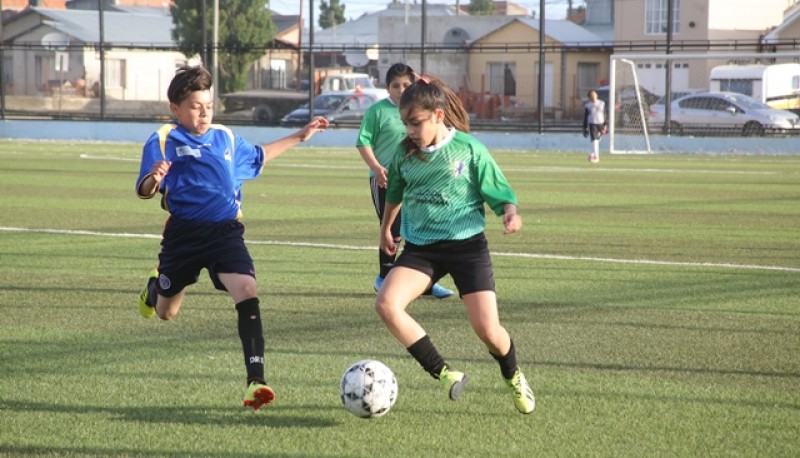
<box><xmin>280</xmin><ymin>93</ymin><xmax>378</xmax><ymax>127</ymax></box>
<box><xmin>594</xmin><ymin>85</ymin><xmax>660</xmax><ymax>127</ymax></box>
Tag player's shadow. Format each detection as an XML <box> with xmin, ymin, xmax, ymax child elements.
<box><xmin>0</xmin><ymin>399</ymin><xmax>340</xmax><ymax>428</ymax></box>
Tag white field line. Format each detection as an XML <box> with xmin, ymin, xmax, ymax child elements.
<box><xmin>2</xmin><ymin>226</ymin><xmax>798</xmax><ymax>273</ymax></box>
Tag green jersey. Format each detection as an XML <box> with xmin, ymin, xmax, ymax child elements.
<box><xmin>356</xmin><ymin>98</ymin><xmax>406</xmax><ymax>177</ymax></box>
<box><xmin>386</xmin><ymin>129</ymin><xmax>518</xmax><ymax>245</ymax></box>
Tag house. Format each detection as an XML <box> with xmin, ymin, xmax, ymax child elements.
<box><xmin>763</xmin><ymin>1</ymin><xmax>800</xmax><ymax>47</ymax></box>
<box><xmin>612</xmin><ymin>0</ymin><xmax>796</xmax><ymax>95</ymax></box>
<box><xmin>378</xmin><ymin>7</ymin><xmax>610</xmax><ymax>119</ymax></box>
<box><xmin>2</xmin><ymin>6</ymin><xmax>189</xmax><ymax>108</ymax></box>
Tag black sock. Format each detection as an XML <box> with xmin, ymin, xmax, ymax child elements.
<box><xmin>236</xmin><ymin>297</ymin><xmax>265</xmax><ymax>385</ymax></box>
<box><xmin>491</xmin><ymin>339</ymin><xmax>519</xmax><ymax>380</ymax></box>
<box><xmin>406</xmin><ymin>335</ymin><xmax>447</xmax><ymax>379</ymax></box>
<box><xmin>146</xmin><ymin>278</ymin><xmax>157</xmax><ymax>307</ymax></box>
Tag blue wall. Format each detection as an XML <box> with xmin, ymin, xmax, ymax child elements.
<box><xmin>2</xmin><ymin>119</ymin><xmax>798</xmax><ymax>154</ymax></box>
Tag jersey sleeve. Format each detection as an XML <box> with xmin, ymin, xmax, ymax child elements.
<box><xmin>384</xmin><ymin>146</ymin><xmax>406</xmax><ymax>205</ymax></box>
<box><xmin>474</xmin><ymin>145</ymin><xmax>517</xmax><ymax>216</ymax></box>
<box><xmin>233</xmin><ymin>133</ymin><xmax>265</xmax><ymax>181</ymax></box>
<box><xmin>135</xmin><ymin>132</ymin><xmax>165</xmax><ymax>196</ymax></box>
<box><xmin>355</xmin><ymin>103</ymin><xmax>379</xmax><ymax>147</ymax></box>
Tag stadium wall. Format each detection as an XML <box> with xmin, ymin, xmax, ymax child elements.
<box><xmin>1</xmin><ymin>119</ymin><xmax>798</xmax><ymax>155</ymax></box>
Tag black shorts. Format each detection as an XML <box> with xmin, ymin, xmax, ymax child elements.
<box><xmin>589</xmin><ymin>123</ymin><xmax>605</xmax><ymax>141</ymax></box>
<box><xmin>156</xmin><ymin>216</ymin><xmax>256</xmax><ymax>297</ymax></box>
<box><xmin>393</xmin><ymin>232</ymin><xmax>495</xmax><ymax>296</ymax></box>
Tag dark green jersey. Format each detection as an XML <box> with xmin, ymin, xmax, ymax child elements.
<box><xmin>356</xmin><ymin>98</ymin><xmax>406</xmax><ymax>177</ymax></box>
<box><xmin>386</xmin><ymin>129</ymin><xmax>518</xmax><ymax>245</ymax></box>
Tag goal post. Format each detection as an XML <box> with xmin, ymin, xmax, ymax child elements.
<box><xmin>609</xmin><ymin>58</ymin><xmax>652</xmax><ymax>154</ymax></box>
<box><xmin>608</xmin><ymin>51</ymin><xmax>800</xmax><ymax>155</ymax></box>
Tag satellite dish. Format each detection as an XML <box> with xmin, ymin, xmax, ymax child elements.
<box><xmin>41</xmin><ymin>32</ymin><xmax>70</xmax><ymax>51</ymax></box>
<box><xmin>345</xmin><ymin>52</ymin><xmax>370</xmax><ymax>68</ymax></box>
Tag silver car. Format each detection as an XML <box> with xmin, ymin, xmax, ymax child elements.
<box><xmin>649</xmin><ymin>91</ymin><xmax>800</xmax><ymax>136</ymax></box>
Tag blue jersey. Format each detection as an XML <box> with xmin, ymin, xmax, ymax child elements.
<box><xmin>136</xmin><ymin>122</ymin><xmax>265</xmax><ymax>222</ymax></box>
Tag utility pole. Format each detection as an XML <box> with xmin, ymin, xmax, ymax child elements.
<box><xmin>99</xmin><ymin>0</ymin><xmax>106</xmax><ymax>119</ymax></box>
<box><xmin>309</xmin><ymin>0</ymin><xmax>315</xmax><ymax>118</ymax></box>
<box><xmin>213</xmin><ymin>0</ymin><xmax>219</xmax><ymax>109</ymax></box>
<box><xmin>421</xmin><ymin>0</ymin><xmax>427</xmax><ymax>74</ymax></box>
<box><xmin>664</xmin><ymin>0</ymin><xmax>674</xmax><ymax>134</ymax></box>
<box><xmin>537</xmin><ymin>0</ymin><xmax>545</xmax><ymax>134</ymax></box>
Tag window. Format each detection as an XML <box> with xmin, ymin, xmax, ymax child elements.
<box><xmin>645</xmin><ymin>0</ymin><xmax>680</xmax><ymax>35</ymax></box>
<box><xmin>792</xmin><ymin>75</ymin><xmax>799</xmax><ymax>91</ymax></box>
<box><xmin>104</xmin><ymin>59</ymin><xmax>126</xmax><ymax>89</ymax></box>
<box><xmin>487</xmin><ymin>62</ymin><xmax>516</xmax><ymax>97</ymax></box>
<box><xmin>719</xmin><ymin>79</ymin><xmax>754</xmax><ymax>97</ymax></box>
<box><xmin>577</xmin><ymin>62</ymin><xmax>598</xmax><ymax>98</ymax></box>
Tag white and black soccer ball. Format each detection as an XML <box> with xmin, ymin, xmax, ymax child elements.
<box><xmin>339</xmin><ymin>359</ymin><xmax>398</xmax><ymax>418</ymax></box>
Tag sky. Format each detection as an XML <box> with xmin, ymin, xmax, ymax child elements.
<box><xmin>269</xmin><ymin>1</ymin><xmax>585</xmax><ymax>26</ymax></box>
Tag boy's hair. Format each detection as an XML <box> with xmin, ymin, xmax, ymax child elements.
<box><xmin>399</xmin><ymin>75</ymin><xmax>470</xmax><ymax>159</ymax></box>
<box><xmin>385</xmin><ymin>63</ymin><xmax>416</xmax><ymax>87</ymax></box>
<box><xmin>167</xmin><ymin>65</ymin><xmax>213</xmax><ymax>105</ymax></box>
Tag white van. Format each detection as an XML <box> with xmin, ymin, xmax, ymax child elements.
<box><xmin>709</xmin><ymin>63</ymin><xmax>800</xmax><ymax>113</ymax></box>
<box><xmin>319</xmin><ymin>73</ymin><xmax>388</xmax><ymax>100</ymax></box>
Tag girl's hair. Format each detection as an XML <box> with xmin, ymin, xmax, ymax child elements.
<box><xmin>167</xmin><ymin>65</ymin><xmax>213</xmax><ymax>105</ymax></box>
<box><xmin>399</xmin><ymin>75</ymin><xmax>470</xmax><ymax>159</ymax></box>
<box><xmin>385</xmin><ymin>63</ymin><xmax>416</xmax><ymax>87</ymax></box>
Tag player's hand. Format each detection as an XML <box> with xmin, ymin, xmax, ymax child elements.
<box><xmin>379</xmin><ymin>231</ymin><xmax>397</xmax><ymax>255</ymax></box>
<box><xmin>150</xmin><ymin>160</ymin><xmax>172</xmax><ymax>183</ymax></box>
<box><xmin>583</xmin><ymin>130</ymin><xmax>589</xmax><ymax>138</ymax></box>
<box><xmin>298</xmin><ymin>116</ymin><xmax>329</xmax><ymax>142</ymax></box>
<box><xmin>373</xmin><ymin>166</ymin><xmax>388</xmax><ymax>188</ymax></box>
<box><xmin>503</xmin><ymin>213</ymin><xmax>522</xmax><ymax>234</ymax></box>
<box><xmin>601</xmin><ymin>126</ymin><xmax>608</xmax><ymax>135</ymax></box>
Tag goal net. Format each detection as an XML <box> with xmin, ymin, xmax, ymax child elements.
<box><xmin>609</xmin><ymin>51</ymin><xmax>800</xmax><ymax>155</ymax></box>
<box><xmin>608</xmin><ymin>58</ymin><xmax>651</xmax><ymax>154</ymax></box>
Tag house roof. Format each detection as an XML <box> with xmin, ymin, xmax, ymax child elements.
<box><xmin>470</xmin><ymin>17</ymin><xmax>609</xmax><ymax>47</ymax></box>
<box><xmin>26</xmin><ymin>6</ymin><xmax>175</xmax><ymax>45</ymax></box>
<box><xmin>311</xmin><ymin>3</ymin><xmax>456</xmax><ymax>46</ymax></box>
<box><xmin>763</xmin><ymin>5</ymin><xmax>800</xmax><ymax>43</ymax></box>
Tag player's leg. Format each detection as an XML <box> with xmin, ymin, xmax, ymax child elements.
<box><xmin>588</xmin><ymin>124</ymin><xmax>601</xmax><ymax>163</ymax></box>
<box><xmin>377</xmin><ymin>247</ymin><xmax>466</xmax><ymax>400</ymax></box>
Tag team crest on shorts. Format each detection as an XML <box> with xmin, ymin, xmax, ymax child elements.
<box><xmin>159</xmin><ymin>274</ymin><xmax>172</xmax><ymax>290</ymax></box>
<box><xmin>450</xmin><ymin>160</ymin><xmax>466</xmax><ymax>178</ymax></box>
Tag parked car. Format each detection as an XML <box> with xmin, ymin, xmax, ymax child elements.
<box><xmin>280</xmin><ymin>93</ymin><xmax>378</xmax><ymax>127</ymax></box>
<box><xmin>594</xmin><ymin>85</ymin><xmax>660</xmax><ymax>127</ymax></box>
<box><xmin>649</xmin><ymin>91</ymin><xmax>800</xmax><ymax>136</ymax></box>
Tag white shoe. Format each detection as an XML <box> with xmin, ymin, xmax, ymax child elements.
<box><xmin>588</xmin><ymin>153</ymin><xmax>599</xmax><ymax>163</ymax></box>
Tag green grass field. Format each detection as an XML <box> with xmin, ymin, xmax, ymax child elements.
<box><xmin>0</xmin><ymin>138</ymin><xmax>798</xmax><ymax>457</ymax></box>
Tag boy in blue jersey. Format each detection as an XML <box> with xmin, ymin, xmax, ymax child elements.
<box><xmin>135</xmin><ymin>65</ymin><xmax>328</xmax><ymax>410</ymax></box>
<box><xmin>375</xmin><ymin>75</ymin><xmax>535</xmax><ymax>414</ymax></box>
<box><xmin>356</xmin><ymin>63</ymin><xmax>453</xmax><ymax>299</ymax></box>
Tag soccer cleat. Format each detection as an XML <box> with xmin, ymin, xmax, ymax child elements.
<box><xmin>505</xmin><ymin>368</ymin><xmax>535</xmax><ymax>414</ymax></box>
<box><xmin>373</xmin><ymin>275</ymin><xmax>384</xmax><ymax>293</ymax></box>
<box><xmin>588</xmin><ymin>153</ymin><xmax>599</xmax><ymax>163</ymax></box>
<box><xmin>243</xmin><ymin>382</ymin><xmax>275</xmax><ymax>411</ymax></box>
<box><xmin>138</xmin><ymin>269</ymin><xmax>158</xmax><ymax>319</ymax></box>
<box><xmin>425</xmin><ymin>283</ymin><xmax>454</xmax><ymax>299</ymax></box>
<box><xmin>438</xmin><ymin>366</ymin><xmax>468</xmax><ymax>401</ymax></box>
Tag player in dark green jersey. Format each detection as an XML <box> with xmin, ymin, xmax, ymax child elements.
<box><xmin>356</xmin><ymin>64</ymin><xmax>453</xmax><ymax>299</ymax></box>
<box><xmin>374</xmin><ymin>75</ymin><xmax>535</xmax><ymax>414</ymax></box>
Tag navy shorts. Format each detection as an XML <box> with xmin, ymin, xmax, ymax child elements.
<box><xmin>156</xmin><ymin>216</ymin><xmax>256</xmax><ymax>297</ymax></box>
<box><xmin>393</xmin><ymin>232</ymin><xmax>495</xmax><ymax>296</ymax></box>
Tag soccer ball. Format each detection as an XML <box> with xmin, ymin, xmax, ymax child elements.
<box><xmin>339</xmin><ymin>359</ymin><xmax>398</xmax><ymax>418</ymax></box>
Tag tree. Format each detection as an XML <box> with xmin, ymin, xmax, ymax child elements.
<box><xmin>318</xmin><ymin>0</ymin><xmax>346</xmax><ymax>29</ymax></box>
<box><xmin>170</xmin><ymin>0</ymin><xmax>276</xmax><ymax>94</ymax></box>
<box><xmin>469</xmin><ymin>0</ymin><xmax>495</xmax><ymax>16</ymax></box>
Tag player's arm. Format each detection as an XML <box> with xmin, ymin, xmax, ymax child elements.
<box><xmin>502</xmin><ymin>203</ymin><xmax>522</xmax><ymax>235</ymax></box>
<box><xmin>137</xmin><ymin>161</ymin><xmax>172</xmax><ymax>198</ymax></box>
<box><xmin>260</xmin><ymin>117</ymin><xmax>328</xmax><ymax>163</ymax></box>
<box><xmin>357</xmin><ymin>145</ymin><xmax>388</xmax><ymax>187</ymax></box>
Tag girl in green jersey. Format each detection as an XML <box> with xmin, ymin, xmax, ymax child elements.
<box><xmin>375</xmin><ymin>75</ymin><xmax>535</xmax><ymax>414</ymax></box>
<box><xmin>356</xmin><ymin>64</ymin><xmax>453</xmax><ymax>298</ymax></box>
